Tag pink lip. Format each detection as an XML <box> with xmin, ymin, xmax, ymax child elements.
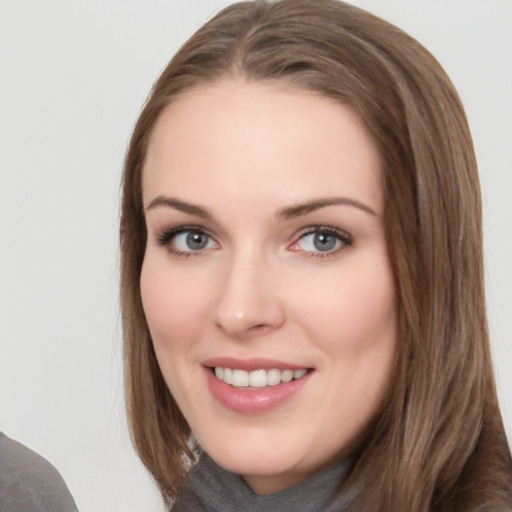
<box><xmin>203</xmin><ymin>364</ymin><xmax>313</xmax><ymax>414</ymax></box>
<box><xmin>202</xmin><ymin>357</ymin><xmax>305</xmax><ymax>372</ymax></box>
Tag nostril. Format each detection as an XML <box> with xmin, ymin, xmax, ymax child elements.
<box><xmin>247</xmin><ymin>324</ymin><xmax>273</xmax><ymax>335</ymax></box>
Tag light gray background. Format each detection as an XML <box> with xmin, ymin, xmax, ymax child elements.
<box><xmin>1</xmin><ymin>1</ymin><xmax>511</xmax><ymax>511</ymax></box>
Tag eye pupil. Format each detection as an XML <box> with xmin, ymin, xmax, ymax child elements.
<box><xmin>186</xmin><ymin>232</ymin><xmax>208</xmax><ymax>250</ymax></box>
<box><xmin>314</xmin><ymin>233</ymin><xmax>336</xmax><ymax>251</ymax></box>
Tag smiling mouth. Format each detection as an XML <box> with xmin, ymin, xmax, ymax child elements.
<box><xmin>212</xmin><ymin>367</ymin><xmax>309</xmax><ymax>388</ymax></box>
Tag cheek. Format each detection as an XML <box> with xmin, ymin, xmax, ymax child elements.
<box><xmin>296</xmin><ymin>258</ymin><xmax>397</xmax><ymax>435</ymax></box>
<box><xmin>140</xmin><ymin>256</ymin><xmax>209</xmax><ymax>351</ymax></box>
<box><xmin>294</xmin><ymin>260</ymin><xmax>395</xmax><ymax>348</ymax></box>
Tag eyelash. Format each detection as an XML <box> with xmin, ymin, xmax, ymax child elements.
<box><xmin>154</xmin><ymin>225</ymin><xmax>353</xmax><ymax>259</ymax></box>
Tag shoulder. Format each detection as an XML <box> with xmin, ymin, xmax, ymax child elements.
<box><xmin>0</xmin><ymin>432</ymin><xmax>79</xmax><ymax>512</ymax></box>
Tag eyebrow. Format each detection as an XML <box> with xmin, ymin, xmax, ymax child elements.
<box><xmin>145</xmin><ymin>196</ymin><xmax>211</xmax><ymax>218</ymax></box>
<box><xmin>276</xmin><ymin>197</ymin><xmax>378</xmax><ymax>220</ymax></box>
<box><xmin>144</xmin><ymin>195</ymin><xmax>378</xmax><ymax>219</ymax></box>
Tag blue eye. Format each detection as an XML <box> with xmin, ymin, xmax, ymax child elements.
<box><xmin>157</xmin><ymin>227</ymin><xmax>217</xmax><ymax>255</ymax></box>
<box><xmin>301</xmin><ymin>232</ymin><xmax>339</xmax><ymax>252</ymax></box>
<box><xmin>293</xmin><ymin>227</ymin><xmax>352</xmax><ymax>256</ymax></box>
<box><xmin>174</xmin><ymin>231</ymin><xmax>213</xmax><ymax>251</ymax></box>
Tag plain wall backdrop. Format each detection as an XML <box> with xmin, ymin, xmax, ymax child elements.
<box><xmin>1</xmin><ymin>1</ymin><xmax>511</xmax><ymax>511</ymax></box>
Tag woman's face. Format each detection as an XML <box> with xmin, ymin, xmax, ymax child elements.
<box><xmin>141</xmin><ymin>80</ymin><xmax>397</xmax><ymax>494</ymax></box>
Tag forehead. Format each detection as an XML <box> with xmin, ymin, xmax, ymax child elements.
<box><xmin>143</xmin><ymin>80</ymin><xmax>383</xmax><ymax>214</ymax></box>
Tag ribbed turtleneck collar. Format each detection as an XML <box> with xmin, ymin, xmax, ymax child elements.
<box><xmin>172</xmin><ymin>451</ymin><xmax>354</xmax><ymax>512</ymax></box>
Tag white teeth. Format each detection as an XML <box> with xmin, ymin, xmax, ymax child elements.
<box><xmin>249</xmin><ymin>370</ymin><xmax>267</xmax><ymax>388</ymax></box>
<box><xmin>232</xmin><ymin>369</ymin><xmax>249</xmax><ymax>387</ymax></box>
<box><xmin>224</xmin><ymin>367</ymin><xmax>233</xmax><ymax>384</ymax></box>
<box><xmin>281</xmin><ymin>369</ymin><xmax>294</xmax><ymax>383</ymax></box>
<box><xmin>267</xmin><ymin>369</ymin><xmax>282</xmax><ymax>386</ymax></box>
<box><xmin>213</xmin><ymin>367</ymin><xmax>308</xmax><ymax>388</ymax></box>
<box><xmin>294</xmin><ymin>369</ymin><xmax>307</xmax><ymax>379</ymax></box>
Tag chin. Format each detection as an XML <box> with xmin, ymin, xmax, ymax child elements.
<box><xmin>198</xmin><ymin>427</ymin><xmax>319</xmax><ymax>481</ymax></box>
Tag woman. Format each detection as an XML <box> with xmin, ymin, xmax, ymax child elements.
<box><xmin>120</xmin><ymin>0</ymin><xmax>512</xmax><ymax>510</ymax></box>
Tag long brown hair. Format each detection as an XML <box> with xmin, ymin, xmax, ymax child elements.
<box><xmin>120</xmin><ymin>1</ymin><xmax>512</xmax><ymax>509</ymax></box>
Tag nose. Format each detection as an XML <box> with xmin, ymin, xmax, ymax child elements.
<box><xmin>210</xmin><ymin>250</ymin><xmax>286</xmax><ymax>339</ymax></box>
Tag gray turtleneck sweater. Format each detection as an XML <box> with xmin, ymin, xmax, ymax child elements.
<box><xmin>172</xmin><ymin>452</ymin><xmax>354</xmax><ymax>512</ymax></box>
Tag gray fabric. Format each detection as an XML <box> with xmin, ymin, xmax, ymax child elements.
<box><xmin>0</xmin><ymin>432</ymin><xmax>79</xmax><ymax>512</ymax></box>
<box><xmin>172</xmin><ymin>452</ymin><xmax>354</xmax><ymax>512</ymax></box>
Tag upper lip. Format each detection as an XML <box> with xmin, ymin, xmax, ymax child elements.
<box><xmin>202</xmin><ymin>357</ymin><xmax>309</xmax><ymax>372</ymax></box>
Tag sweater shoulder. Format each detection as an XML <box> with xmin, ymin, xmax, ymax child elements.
<box><xmin>0</xmin><ymin>432</ymin><xmax>79</xmax><ymax>512</ymax></box>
